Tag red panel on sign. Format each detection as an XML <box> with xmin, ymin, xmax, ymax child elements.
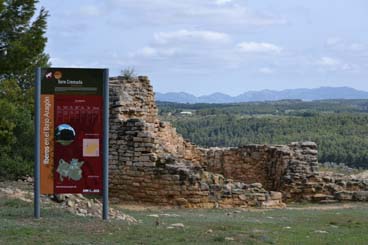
<box><xmin>54</xmin><ymin>95</ymin><xmax>103</xmax><ymax>194</ymax></box>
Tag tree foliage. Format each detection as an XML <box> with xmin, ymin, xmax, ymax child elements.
<box><xmin>0</xmin><ymin>0</ymin><xmax>49</xmax><ymax>90</ymax></box>
<box><xmin>0</xmin><ymin>79</ymin><xmax>34</xmax><ymax>180</ymax></box>
<box><xmin>0</xmin><ymin>0</ymin><xmax>49</xmax><ymax>179</ymax></box>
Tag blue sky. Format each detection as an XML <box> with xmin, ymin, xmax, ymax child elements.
<box><xmin>40</xmin><ymin>0</ymin><xmax>368</xmax><ymax>96</ymax></box>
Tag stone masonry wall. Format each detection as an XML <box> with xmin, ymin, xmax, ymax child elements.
<box><xmin>109</xmin><ymin>76</ymin><xmax>284</xmax><ymax>208</ymax></box>
<box><xmin>199</xmin><ymin>145</ymin><xmax>292</xmax><ymax>191</ymax></box>
<box><xmin>109</xmin><ymin>117</ymin><xmax>283</xmax><ymax>208</ymax></box>
<box><xmin>108</xmin><ymin>76</ymin><xmax>368</xmax><ymax>206</ymax></box>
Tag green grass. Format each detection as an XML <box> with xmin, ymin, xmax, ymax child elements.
<box><xmin>1</xmin><ymin>196</ymin><xmax>368</xmax><ymax>244</ymax></box>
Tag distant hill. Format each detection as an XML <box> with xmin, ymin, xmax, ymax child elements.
<box><xmin>155</xmin><ymin>87</ymin><xmax>368</xmax><ymax>103</ymax></box>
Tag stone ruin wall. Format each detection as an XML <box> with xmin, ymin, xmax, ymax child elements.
<box><xmin>108</xmin><ymin>76</ymin><xmax>368</xmax><ymax>207</ymax></box>
<box><xmin>199</xmin><ymin>145</ymin><xmax>295</xmax><ymax>190</ymax></box>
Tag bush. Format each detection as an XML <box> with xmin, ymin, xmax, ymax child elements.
<box><xmin>120</xmin><ymin>67</ymin><xmax>137</xmax><ymax>80</ymax></box>
<box><xmin>0</xmin><ymin>155</ymin><xmax>32</xmax><ymax>181</ymax></box>
<box><xmin>0</xmin><ymin>80</ymin><xmax>34</xmax><ymax>180</ymax></box>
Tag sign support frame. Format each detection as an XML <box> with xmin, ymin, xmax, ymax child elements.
<box><xmin>34</xmin><ymin>67</ymin><xmax>109</xmax><ymax>219</ymax></box>
<box><xmin>102</xmin><ymin>69</ymin><xmax>109</xmax><ymax>220</ymax></box>
<box><xmin>34</xmin><ymin>67</ymin><xmax>41</xmax><ymax>219</ymax></box>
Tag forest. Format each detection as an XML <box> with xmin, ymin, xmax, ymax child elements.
<box><xmin>158</xmin><ymin>100</ymin><xmax>368</xmax><ymax>168</ymax></box>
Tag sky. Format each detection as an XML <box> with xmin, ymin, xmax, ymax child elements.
<box><xmin>39</xmin><ymin>0</ymin><xmax>368</xmax><ymax>96</ymax></box>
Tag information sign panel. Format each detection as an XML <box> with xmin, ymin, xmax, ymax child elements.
<box><xmin>39</xmin><ymin>68</ymin><xmax>105</xmax><ymax>194</ymax></box>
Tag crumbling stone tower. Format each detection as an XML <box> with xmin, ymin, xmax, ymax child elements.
<box><xmin>109</xmin><ymin>76</ymin><xmax>286</xmax><ymax>207</ymax></box>
<box><xmin>108</xmin><ymin>76</ymin><xmax>368</xmax><ymax>207</ymax></box>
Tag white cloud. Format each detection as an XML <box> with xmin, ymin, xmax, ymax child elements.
<box><xmin>259</xmin><ymin>67</ymin><xmax>274</xmax><ymax>74</ymax></box>
<box><xmin>341</xmin><ymin>63</ymin><xmax>359</xmax><ymax>72</ymax></box>
<box><xmin>316</xmin><ymin>56</ymin><xmax>359</xmax><ymax>72</ymax></box>
<box><xmin>132</xmin><ymin>46</ymin><xmax>178</xmax><ymax>58</ymax></box>
<box><xmin>49</xmin><ymin>57</ymin><xmax>86</xmax><ymax>68</ymax></box>
<box><xmin>326</xmin><ymin>38</ymin><xmax>367</xmax><ymax>52</ymax></box>
<box><xmin>214</xmin><ymin>0</ymin><xmax>233</xmax><ymax>5</ymax></box>
<box><xmin>130</xmin><ymin>29</ymin><xmax>230</xmax><ymax>62</ymax></box>
<box><xmin>317</xmin><ymin>56</ymin><xmax>340</xmax><ymax>67</ymax></box>
<box><xmin>105</xmin><ymin>0</ymin><xmax>286</xmax><ymax>28</ymax></box>
<box><xmin>237</xmin><ymin>42</ymin><xmax>282</xmax><ymax>54</ymax></box>
<box><xmin>138</xmin><ymin>47</ymin><xmax>157</xmax><ymax>57</ymax></box>
<box><xmin>154</xmin><ymin>30</ymin><xmax>230</xmax><ymax>45</ymax></box>
<box><xmin>349</xmin><ymin>43</ymin><xmax>366</xmax><ymax>51</ymax></box>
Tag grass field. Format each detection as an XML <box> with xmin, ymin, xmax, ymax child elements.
<box><xmin>1</xmin><ymin>191</ymin><xmax>368</xmax><ymax>245</ymax></box>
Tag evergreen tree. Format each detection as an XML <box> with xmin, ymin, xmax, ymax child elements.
<box><xmin>0</xmin><ymin>0</ymin><xmax>49</xmax><ymax>90</ymax></box>
<box><xmin>0</xmin><ymin>0</ymin><xmax>49</xmax><ymax>179</ymax></box>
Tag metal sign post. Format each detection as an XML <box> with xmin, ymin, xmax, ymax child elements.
<box><xmin>34</xmin><ymin>68</ymin><xmax>41</xmax><ymax>219</ymax></box>
<box><xmin>102</xmin><ymin>69</ymin><xmax>109</xmax><ymax>220</ymax></box>
<box><xmin>34</xmin><ymin>67</ymin><xmax>109</xmax><ymax>219</ymax></box>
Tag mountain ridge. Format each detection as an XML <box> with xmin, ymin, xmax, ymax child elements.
<box><xmin>155</xmin><ymin>87</ymin><xmax>368</xmax><ymax>103</ymax></box>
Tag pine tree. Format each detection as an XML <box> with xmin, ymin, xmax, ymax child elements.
<box><xmin>0</xmin><ymin>0</ymin><xmax>49</xmax><ymax>90</ymax></box>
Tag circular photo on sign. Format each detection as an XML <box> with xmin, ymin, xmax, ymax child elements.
<box><xmin>55</xmin><ymin>124</ymin><xmax>76</xmax><ymax>146</ymax></box>
<box><xmin>54</xmin><ymin>71</ymin><xmax>62</xmax><ymax>79</ymax></box>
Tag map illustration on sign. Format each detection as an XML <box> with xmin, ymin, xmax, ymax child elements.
<box><xmin>83</xmin><ymin>138</ymin><xmax>99</xmax><ymax>157</ymax></box>
<box><xmin>56</xmin><ymin>158</ymin><xmax>84</xmax><ymax>181</ymax></box>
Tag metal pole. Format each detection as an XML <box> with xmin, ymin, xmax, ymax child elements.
<box><xmin>102</xmin><ymin>69</ymin><xmax>109</xmax><ymax>220</ymax></box>
<box><xmin>34</xmin><ymin>67</ymin><xmax>41</xmax><ymax>219</ymax></box>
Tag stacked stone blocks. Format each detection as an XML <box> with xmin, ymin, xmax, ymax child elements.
<box><xmin>108</xmin><ymin>76</ymin><xmax>368</xmax><ymax>207</ymax></box>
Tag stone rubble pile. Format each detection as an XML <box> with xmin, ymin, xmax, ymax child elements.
<box><xmin>0</xmin><ymin>187</ymin><xmax>34</xmax><ymax>203</ymax></box>
<box><xmin>296</xmin><ymin>171</ymin><xmax>368</xmax><ymax>203</ymax></box>
<box><xmin>0</xmin><ymin>179</ymin><xmax>136</xmax><ymax>222</ymax></box>
<box><xmin>280</xmin><ymin>142</ymin><xmax>368</xmax><ymax>203</ymax></box>
<box><xmin>58</xmin><ymin>194</ymin><xmax>137</xmax><ymax>222</ymax></box>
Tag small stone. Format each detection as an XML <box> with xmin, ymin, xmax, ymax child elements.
<box><xmin>238</xmin><ymin>194</ymin><xmax>247</xmax><ymax>201</ymax></box>
<box><xmin>270</xmin><ymin>191</ymin><xmax>282</xmax><ymax>200</ymax></box>
<box><xmin>54</xmin><ymin>194</ymin><xmax>66</xmax><ymax>202</ymax></box>
<box><xmin>250</xmin><ymin>183</ymin><xmax>263</xmax><ymax>189</ymax></box>
<box><xmin>301</xmin><ymin>141</ymin><xmax>317</xmax><ymax>148</ymax></box>
<box><xmin>66</xmin><ymin>200</ymin><xmax>74</xmax><ymax>208</ymax></box>
<box><xmin>78</xmin><ymin>208</ymin><xmax>88</xmax><ymax>214</ymax></box>
<box><xmin>314</xmin><ymin>230</ymin><xmax>328</xmax><ymax>234</ymax></box>
<box><xmin>75</xmin><ymin>194</ymin><xmax>85</xmax><ymax>199</ymax></box>
<box><xmin>147</xmin><ymin>214</ymin><xmax>159</xmax><ymax>218</ymax></box>
<box><xmin>175</xmin><ymin>198</ymin><xmax>189</xmax><ymax>206</ymax></box>
<box><xmin>171</xmin><ymin>223</ymin><xmax>185</xmax><ymax>228</ymax></box>
<box><xmin>200</xmin><ymin>182</ymin><xmax>209</xmax><ymax>191</ymax></box>
<box><xmin>161</xmin><ymin>214</ymin><xmax>180</xmax><ymax>217</ymax></box>
<box><xmin>26</xmin><ymin>176</ymin><xmax>34</xmax><ymax>183</ymax></box>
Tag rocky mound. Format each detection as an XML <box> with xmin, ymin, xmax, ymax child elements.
<box><xmin>0</xmin><ymin>178</ymin><xmax>136</xmax><ymax>223</ymax></box>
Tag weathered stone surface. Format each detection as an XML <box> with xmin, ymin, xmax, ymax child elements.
<box><xmin>270</xmin><ymin>191</ymin><xmax>283</xmax><ymax>200</ymax></box>
<box><xmin>108</xmin><ymin>76</ymin><xmax>368</xmax><ymax>207</ymax></box>
<box><xmin>108</xmin><ymin>76</ymin><xmax>286</xmax><ymax>208</ymax></box>
<box><xmin>335</xmin><ymin>191</ymin><xmax>353</xmax><ymax>201</ymax></box>
<box><xmin>353</xmin><ymin>191</ymin><xmax>368</xmax><ymax>201</ymax></box>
